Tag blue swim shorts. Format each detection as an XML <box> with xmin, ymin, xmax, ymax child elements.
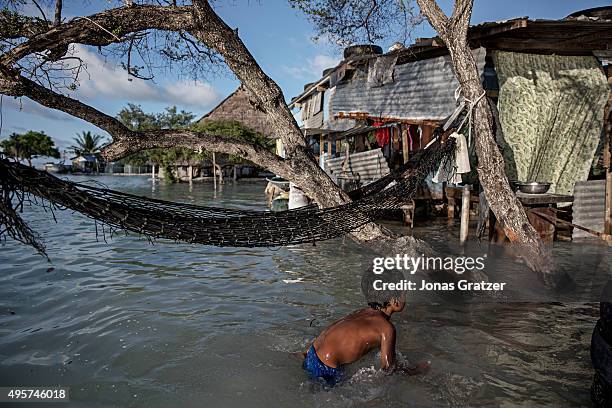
<box><xmin>303</xmin><ymin>345</ymin><xmax>343</xmax><ymax>385</ymax></box>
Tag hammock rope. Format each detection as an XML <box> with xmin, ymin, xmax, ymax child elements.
<box><xmin>0</xmin><ymin>138</ymin><xmax>455</xmax><ymax>255</ymax></box>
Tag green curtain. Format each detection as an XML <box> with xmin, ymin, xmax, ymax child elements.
<box><xmin>493</xmin><ymin>51</ymin><xmax>609</xmax><ymax>195</ymax></box>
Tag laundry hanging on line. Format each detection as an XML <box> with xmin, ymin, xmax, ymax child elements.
<box><xmin>373</xmin><ymin>122</ymin><xmax>390</xmax><ymax>147</ymax></box>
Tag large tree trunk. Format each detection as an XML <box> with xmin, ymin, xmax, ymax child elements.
<box><xmin>0</xmin><ymin>2</ymin><xmax>428</xmax><ymax>256</ymax></box>
<box><xmin>416</xmin><ymin>0</ymin><xmax>554</xmax><ymax>282</ymax></box>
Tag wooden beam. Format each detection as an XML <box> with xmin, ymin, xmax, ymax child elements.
<box><xmin>604</xmin><ymin>70</ymin><xmax>612</xmax><ymax>235</ymax></box>
<box><xmin>460</xmin><ymin>185</ymin><xmax>470</xmax><ymax>244</ymax></box>
<box><xmin>401</xmin><ymin>125</ymin><xmax>409</xmax><ymax>164</ymax></box>
<box><xmin>479</xmin><ymin>38</ymin><xmax>612</xmax><ymax>55</ymax></box>
<box><xmin>319</xmin><ymin>134</ymin><xmax>324</xmax><ymax>159</ymax></box>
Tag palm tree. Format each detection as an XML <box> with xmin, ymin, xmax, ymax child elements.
<box><xmin>70</xmin><ymin>131</ymin><xmax>106</xmax><ymax>156</ymax></box>
<box><xmin>70</xmin><ymin>131</ymin><xmax>106</xmax><ymax>173</ymax></box>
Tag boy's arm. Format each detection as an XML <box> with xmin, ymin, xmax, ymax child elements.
<box><xmin>380</xmin><ymin>324</ymin><xmax>397</xmax><ymax>371</ymax></box>
<box><xmin>380</xmin><ymin>323</ymin><xmax>430</xmax><ymax>375</ymax></box>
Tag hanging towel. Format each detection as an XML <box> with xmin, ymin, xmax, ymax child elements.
<box><xmin>373</xmin><ymin>122</ymin><xmax>390</xmax><ymax>147</ymax></box>
<box><xmin>432</xmin><ymin>132</ymin><xmax>471</xmax><ymax>184</ymax></box>
<box><xmin>452</xmin><ymin>132</ymin><xmax>470</xmax><ymax>174</ymax></box>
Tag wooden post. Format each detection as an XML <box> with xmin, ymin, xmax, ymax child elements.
<box><xmin>319</xmin><ymin>134</ymin><xmax>324</xmax><ymax>158</ymax></box>
<box><xmin>212</xmin><ymin>152</ymin><xmax>217</xmax><ymax>190</ymax></box>
<box><xmin>460</xmin><ymin>185</ymin><xmax>470</xmax><ymax>244</ymax></box>
<box><xmin>188</xmin><ymin>164</ymin><xmax>193</xmax><ymax>182</ymax></box>
<box><xmin>604</xmin><ymin>70</ymin><xmax>611</xmax><ymax>235</ymax></box>
<box><xmin>152</xmin><ymin>164</ymin><xmax>155</xmax><ymax>179</ymax></box>
<box><xmin>233</xmin><ymin>164</ymin><xmax>237</xmax><ymax>181</ymax></box>
<box><xmin>401</xmin><ymin>125</ymin><xmax>409</xmax><ymax>164</ymax></box>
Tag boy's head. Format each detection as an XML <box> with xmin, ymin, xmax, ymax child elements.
<box><xmin>361</xmin><ymin>266</ymin><xmax>406</xmax><ymax>313</ymax></box>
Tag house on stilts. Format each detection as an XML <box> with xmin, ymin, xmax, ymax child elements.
<box><xmin>288</xmin><ymin>6</ymin><xmax>612</xmax><ymax>241</ymax></box>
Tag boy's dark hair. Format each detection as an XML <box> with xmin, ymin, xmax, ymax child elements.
<box><xmin>361</xmin><ymin>267</ymin><xmax>406</xmax><ymax>309</ymax></box>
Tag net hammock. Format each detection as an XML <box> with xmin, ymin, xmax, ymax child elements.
<box><xmin>0</xmin><ymin>137</ymin><xmax>456</xmax><ymax>256</ymax></box>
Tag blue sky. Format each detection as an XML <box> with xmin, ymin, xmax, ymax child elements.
<box><xmin>2</xmin><ymin>0</ymin><xmax>610</xmax><ymax>160</ymax></box>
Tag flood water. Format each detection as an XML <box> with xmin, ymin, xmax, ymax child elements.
<box><xmin>0</xmin><ymin>175</ymin><xmax>610</xmax><ymax>407</ymax></box>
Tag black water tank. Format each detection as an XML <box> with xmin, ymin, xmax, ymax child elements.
<box><xmin>343</xmin><ymin>44</ymin><xmax>383</xmax><ymax>59</ymax></box>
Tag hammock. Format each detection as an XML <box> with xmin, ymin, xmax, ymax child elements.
<box><xmin>0</xmin><ymin>138</ymin><xmax>455</xmax><ymax>256</ymax></box>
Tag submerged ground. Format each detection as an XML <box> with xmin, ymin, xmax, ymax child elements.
<box><xmin>0</xmin><ymin>175</ymin><xmax>609</xmax><ymax>407</ymax></box>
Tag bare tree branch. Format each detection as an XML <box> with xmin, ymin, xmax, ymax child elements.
<box><xmin>0</xmin><ymin>67</ymin><xmax>290</xmax><ymax>176</ymax></box>
<box><xmin>1</xmin><ymin>5</ymin><xmax>194</xmax><ymax>66</ymax></box>
<box><xmin>31</xmin><ymin>0</ymin><xmax>48</xmax><ymax>22</ymax></box>
<box><xmin>415</xmin><ymin>0</ymin><xmax>450</xmax><ymax>40</ymax></box>
<box><xmin>0</xmin><ymin>0</ymin><xmax>423</xmax><ymax>254</ymax></box>
<box><xmin>449</xmin><ymin>0</ymin><xmax>473</xmax><ymax>43</ymax></box>
<box><xmin>102</xmin><ymin>129</ymin><xmax>291</xmax><ymax>177</ymax></box>
<box><xmin>54</xmin><ymin>0</ymin><xmax>62</xmax><ymax>26</ymax></box>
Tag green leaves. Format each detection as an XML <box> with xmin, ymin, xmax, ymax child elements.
<box><xmin>115</xmin><ymin>104</ymin><xmax>274</xmax><ymax>171</ymax></box>
<box><xmin>69</xmin><ymin>131</ymin><xmax>107</xmax><ymax>156</ymax></box>
<box><xmin>0</xmin><ymin>130</ymin><xmax>60</xmax><ymax>165</ymax></box>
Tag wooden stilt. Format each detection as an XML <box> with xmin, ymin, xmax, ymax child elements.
<box><xmin>401</xmin><ymin>125</ymin><xmax>409</xmax><ymax>164</ymax></box>
<box><xmin>212</xmin><ymin>152</ymin><xmax>217</xmax><ymax>190</ymax></box>
<box><xmin>460</xmin><ymin>185</ymin><xmax>470</xmax><ymax>244</ymax></box>
<box><xmin>604</xmin><ymin>70</ymin><xmax>611</xmax><ymax>235</ymax></box>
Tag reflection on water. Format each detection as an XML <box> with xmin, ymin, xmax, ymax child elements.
<box><xmin>0</xmin><ymin>175</ymin><xmax>608</xmax><ymax>407</ymax></box>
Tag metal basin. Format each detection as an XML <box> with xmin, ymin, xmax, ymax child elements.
<box><xmin>516</xmin><ymin>182</ymin><xmax>551</xmax><ymax>194</ymax></box>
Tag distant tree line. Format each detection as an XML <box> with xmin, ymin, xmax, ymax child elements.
<box><xmin>0</xmin><ymin>130</ymin><xmax>59</xmax><ymax>166</ymax></box>
<box><xmin>116</xmin><ymin>104</ymin><xmax>274</xmax><ymax>182</ymax></box>
<box><xmin>1</xmin><ymin>104</ymin><xmax>272</xmax><ymax>179</ymax></box>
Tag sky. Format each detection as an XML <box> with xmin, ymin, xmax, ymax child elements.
<box><xmin>1</xmin><ymin>0</ymin><xmax>610</xmax><ymax>161</ymax></box>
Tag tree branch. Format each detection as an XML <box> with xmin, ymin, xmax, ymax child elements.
<box><xmin>102</xmin><ymin>130</ymin><xmax>290</xmax><ymax>177</ymax></box>
<box><xmin>0</xmin><ymin>68</ymin><xmax>133</xmax><ymax>137</ymax></box>
<box><xmin>416</xmin><ymin>0</ymin><xmax>450</xmax><ymax>40</ymax></box>
<box><xmin>0</xmin><ymin>67</ymin><xmax>289</xmax><ymax>177</ymax></box>
<box><xmin>1</xmin><ymin>5</ymin><xmax>194</xmax><ymax>67</ymax></box>
<box><xmin>449</xmin><ymin>0</ymin><xmax>472</xmax><ymax>43</ymax></box>
<box><xmin>190</xmin><ymin>0</ymin><xmax>306</xmax><ymax>153</ymax></box>
<box><xmin>0</xmin><ymin>11</ymin><xmax>52</xmax><ymax>40</ymax></box>
<box><xmin>0</xmin><ymin>1</ymin><xmax>414</xmax><ymax>254</ymax></box>
<box><xmin>54</xmin><ymin>0</ymin><xmax>62</xmax><ymax>26</ymax></box>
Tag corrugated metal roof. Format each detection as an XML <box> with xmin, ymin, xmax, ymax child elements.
<box><xmin>325</xmin><ymin>148</ymin><xmax>390</xmax><ymax>183</ymax></box>
<box><xmin>289</xmin><ymin>14</ymin><xmax>612</xmax><ymax>107</ymax></box>
<box><xmin>330</xmin><ymin>48</ymin><xmax>486</xmax><ymax>121</ymax></box>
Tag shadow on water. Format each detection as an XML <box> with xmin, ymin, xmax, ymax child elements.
<box><xmin>0</xmin><ymin>175</ymin><xmax>609</xmax><ymax>407</ymax></box>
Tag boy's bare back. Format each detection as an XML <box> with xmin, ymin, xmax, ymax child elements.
<box><xmin>312</xmin><ymin>308</ymin><xmax>396</xmax><ymax>369</ymax></box>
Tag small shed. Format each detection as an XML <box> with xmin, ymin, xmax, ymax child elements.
<box><xmin>197</xmin><ymin>86</ymin><xmax>277</xmax><ymax>140</ymax></box>
<box><xmin>71</xmin><ymin>154</ymin><xmax>99</xmax><ymax>173</ymax></box>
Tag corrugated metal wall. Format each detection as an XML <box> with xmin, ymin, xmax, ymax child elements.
<box><xmin>331</xmin><ymin>48</ymin><xmax>486</xmax><ymax>121</ymax></box>
<box><xmin>572</xmin><ymin>180</ymin><xmax>606</xmax><ymax>239</ymax></box>
<box><xmin>325</xmin><ymin>148</ymin><xmax>390</xmax><ymax>184</ymax></box>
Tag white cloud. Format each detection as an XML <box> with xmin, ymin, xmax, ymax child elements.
<box><xmin>283</xmin><ymin>53</ymin><xmax>341</xmax><ymax>81</ymax></box>
<box><xmin>311</xmin><ymin>55</ymin><xmax>340</xmax><ymax>76</ymax></box>
<box><xmin>73</xmin><ymin>45</ymin><xmax>221</xmax><ymax>110</ymax></box>
<box><xmin>3</xmin><ymin>97</ymin><xmax>74</xmax><ymax>121</ymax></box>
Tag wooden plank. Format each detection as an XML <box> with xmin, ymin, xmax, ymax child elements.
<box><xmin>319</xmin><ymin>134</ymin><xmax>324</xmax><ymax>158</ymax></box>
<box><xmin>605</xmin><ymin>69</ymin><xmax>612</xmax><ymax>234</ymax></box>
<box><xmin>516</xmin><ymin>192</ymin><xmax>573</xmax><ymax>205</ymax></box>
<box><xmin>421</xmin><ymin>125</ymin><xmax>434</xmax><ymax>147</ymax></box>
<box><xmin>460</xmin><ymin>185</ymin><xmax>470</xmax><ymax>244</ymax></box>
<box><xmin>401</xmin><ymin>125</ymin><xmax>409</xmax><ymax>164</ymax></box>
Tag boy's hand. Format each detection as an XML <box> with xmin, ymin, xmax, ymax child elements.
<box><xmin>399</xmin><ymin>360</ymin><xmax>430</xmax><ymax>376</ymax></box>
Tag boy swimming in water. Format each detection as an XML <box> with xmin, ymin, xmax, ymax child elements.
<box><xmin>302</xmin><ymin>268</ymin><xmax>429</xmax><ymax>384</ymax></box>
